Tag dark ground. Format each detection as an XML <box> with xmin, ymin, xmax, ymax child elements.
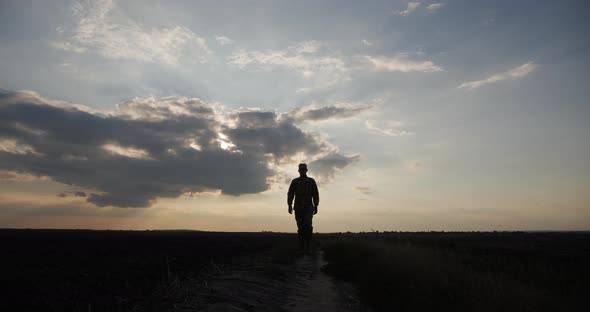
<box><xmin>1</xmin><ymin>229</ymin><xmax>588</xmax><ymax>311</ymax></box>
<box><xmin>321</xmin><ymin>231</ymin><xmax>590</xmax><ymax>312</ymax></box>
<box><xmin>0</xmin><ymin>230</ymin><xmax>296</xmax><ymax>311</ymax></box>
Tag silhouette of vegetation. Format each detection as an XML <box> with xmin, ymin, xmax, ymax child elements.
<box><xmin>321</xmin><ymin>232</ymin><xmax>589</xmax><ymax>312</ymax></box>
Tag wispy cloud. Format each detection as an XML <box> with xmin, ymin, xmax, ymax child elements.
<box><xmin>52</xmin><ymin>0</ymin><xmax>211</xmax><ymax>65</ymax></box>
<box><xmin>458</xmin><ymin>62</ymin><xmax>538</xmax><ymax>89</ymax></box>
<box><xmin>366</xmin><ymin>120</ymin><xmax>413</xmax><ymax>137</ymax></box>
<box><xmin>294</xmin><ymin>40</ymin><xmax>322</xmax><ymax>53</ymax></box>
<box><xmin>228</xmin><ymin>41</ymin><xmax>349</xmax><ymax>88</ymax></box>
<box><xmin>400</xmin><ymin>2</ymin><xmax>421</xmax><ymax>16</ymax></box>
<box><xmin>365</xmin><ymin>54</ymin><xmax>443</xmax><ymax>73</ymax></box>
<box><xmin>288</xmin><ymin>104</ymin><xmax>372</xmax><ymax>123</ymax></box>
<box><xmin>426</xmin><ymin>3</ymin><xmax>447</xmax><ymax>13</ymax></box>
<box><xmin>215</xmin><ymin>35</ymin><xmax>233</xmax><ymax>45</ymax></box>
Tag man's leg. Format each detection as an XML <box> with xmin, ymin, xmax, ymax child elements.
<box><xmin>302</xmin><ymin>208</ymin><xmax>313</xmax><ymax>252</ymax></box>
<box><xmin>294</xmin><ymin>209</ymin><xmax>305</xmax><ymax>251</ymax></box>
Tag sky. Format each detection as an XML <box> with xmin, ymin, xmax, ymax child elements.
<box><xmin>0</xmin><ymin>0</ymin><xmax>589</xmax><ymax>232</ymax></box>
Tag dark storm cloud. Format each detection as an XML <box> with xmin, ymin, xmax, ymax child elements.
<box><xmin>288</xmin><ymin>104</ymin><xmax>372</xmax><ymax>123</ymax></box>
<box><xmin>55</xmin><ymin>191</ymin><xmax>87</xmax><ymax>198</ymax></box>
<box><xmin>225</xmin><ymin>111</ymin><xmax>334</xmax><ymax>161</ymax></box>
<box><xmin>231</xmin><ymin>111</ymin><xmax>278</xmax><ymax>128</ymax></box>
<box><xmin>309</xmin><ymin>153</ymin><xmax>360</xmax><ymax>181</ymax></box>
<box><xmin>0</xmin><ymin>89</ymin><xmax>359</xmax><ymax>207</ymax></box>
<box><xmin>0</xmin><ymin>90</ymin><xmax>270</xmax><ymax>207</ymax></box>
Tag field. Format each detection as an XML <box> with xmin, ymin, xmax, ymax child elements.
<box><xmin>1</xmin><ymin>230</ymin><xmax>298</xmax><ymax>311</ymax></box>
<box><xmin>1</xmin><ymin>230</ymin><xmax>588</xmax><ymax>311</ymax></box>
<box><xmin>321</xmin><ymin>231</ymin><xmax>590</xmax><ymax>312</ymax></box>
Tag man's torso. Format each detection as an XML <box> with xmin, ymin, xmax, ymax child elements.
<box><xmin>291</xmin><ymin>176</ymin><xmax>316</xmax><ymax>209</ymax></box>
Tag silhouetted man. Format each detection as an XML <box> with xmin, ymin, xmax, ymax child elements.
<box><xmin>288</xmin><ymin>163</ymin><xmax>319</xmax><ymax>252</ymax></box>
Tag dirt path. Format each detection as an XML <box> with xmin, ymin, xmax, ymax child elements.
<box><xmin>284</xmin><ymin>251</ymin><xmax>362</xmax><ymax>311</ymax></box>
<box><xmin>190</xmin><ymin>249</ymin><xmax>368</xmax><ymax>312</ymax></box>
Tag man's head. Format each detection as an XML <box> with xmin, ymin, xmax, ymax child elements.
<box><xmin>298</xmin><ymin>163</ymin><xmax>308</xmax><ymax>176</ymax></box>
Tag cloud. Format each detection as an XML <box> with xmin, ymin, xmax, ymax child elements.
<box><xmin>50</xmin><ymin>41</ymin><xmax>87</xmax><ymax>53</ymax></box>
<box><xmin>366</xmin><ymin>120</ymin><xmax>414</xmax><ymax>137</ymax></box>
<box><xmin>215</xmin><ymin>35</ymin><xmax>234</xmax><ymax>45</ymax></box>
<box><xmin>224</xmin><ymin>110</ymin><xmax>335</xmax><ymax>161</ymax></box>
<box><xmin>52</xmin><ymin>0</ymin><xmax>211</xmax><ymax>64</ymax></box>
<box><xmin>398</xmin><ymin>2</ymin><xmax>446</xmax><ymax>16</ymax></box>
<box><xmin>0</xmin><ymin>138</ymin><xmax>38</xmax><ymax>155</ymax></box>
<box><xmin>0</xmin><ymin>89</ymin><xmax>358</xmax><ymax>208</ymax></box>
<box><xmin>362</xmin><ymin>39</ymin><xmax>373</xmax><ymax>46</ymax></box>
<box><xmin>228</xmin><ymin>42</ymin><xmax>349</xmax><ymax>87</ymax></box>
<box><xmin>365</xmin><ymin>54</ymin><xmax>443</xmax><ymax>73</ymax></box>
<box><xmin>0</xmin><ymin>170</ymin><xmax>50</xmax><ymax>183</ymax></box>
<box><xmin>288</xmin><ymin>104</ymin><xmax>372</xmax><ymax>123</ymax></box>
<box><xmin>228</xmin><ymin>43</ymin><xmax>442</xmax><ymax>93</ymax></box>
<box><xmin>426</xmin><ymin>3</ymin><xmax>447</xmax><ymax>13</ymax></box>
<box><xmin>293</xmin><ymin>40</ymin><xmax>321</xmax><ymax>53</ymax></box>
<box><xmin>54</xmin><ymin>190</ymin><xmax>87</xmax><ymax>198</ymax></box>
<box><xmin>400</xmin><ymin>2</ymin><xmax>421</xmax><ymax>16</ymax></box>
<box><xmin>308</xmin><ymin>153</ymin><xmax>360</xmax><ymax>181</ymax></box>
<box><xmin>458</xmin><ymin>62</ymin><xmax>538</xmax><ymax>89</ymax></box>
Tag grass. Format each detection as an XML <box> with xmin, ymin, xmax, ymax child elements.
<box><xmin>320</xmin><ymin>234</ymin><xmax>580</xmax><ymax>312</ymax></box>
<box><xmin>146</xmin><ymin>238</ymin><xmax>301</xmax><ymax>311</ymax></box>
<box><xmin>0</xmin><ymin>230</ymin><xmax>297</xmax><ymax>311</ymax></box>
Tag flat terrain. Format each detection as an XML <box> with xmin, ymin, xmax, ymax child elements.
<box><xmin>1</xmin><ymin>230</ymin><xmax>588</xmax><ymax>311</ymax></box>
<box><xmin>321</xmin><ymin>231</ymin><xmax>590</xmax><ymax>312</ymax></box>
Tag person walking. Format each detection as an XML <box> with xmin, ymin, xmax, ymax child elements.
<box><xmin>287</xmin><ymin>163</ymin><xmax>319</xmax><ymax>253</ymax></box>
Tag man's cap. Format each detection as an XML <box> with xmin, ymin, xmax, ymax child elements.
<box><xmin>298</xmin><ymin>163</ymin><xmax>308</xmax><ymax>171</ymax></box>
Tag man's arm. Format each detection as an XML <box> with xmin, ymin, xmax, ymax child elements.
<box><xmin>311</xmin><ymin>178</ymin><xmax>319</xmax><ymax>214</ymax></box>
<box><xmin>287</xmin><ymin>179</ymin><xmax>295</xmax><ymax>214</ymax></box>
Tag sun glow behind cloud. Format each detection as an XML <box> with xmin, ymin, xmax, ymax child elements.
<box><xmin>0</xmin><ymin>139</ymin><xmax>39</xmax><ymax>155</ymax></box>
<box><xmin>102</xmin><ymin>143</ymin><xmax>153</xmax><ymax>159</ymax></box>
